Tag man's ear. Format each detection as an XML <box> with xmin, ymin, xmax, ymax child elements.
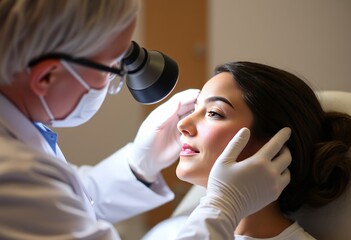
<box><xmin>28</xmin><ymin>60</ymin><xmax>61</xmax><ymax>96</ymax></box>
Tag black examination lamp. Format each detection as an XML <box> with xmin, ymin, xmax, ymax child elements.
<box><xmin>122</xmin><ymin>41</ymin><xmax>179</xmax><ymax>104</ymax></box>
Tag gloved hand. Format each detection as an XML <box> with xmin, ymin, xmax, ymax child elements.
<box><xmin>205</xmin><ymin>127</ymin><xmax>292</xmax><ymax>226</ymax></box>
<box><xmin>128</xmin><ymin>89</ymin><xmax>200</xmax><ymax>182</ymax></box>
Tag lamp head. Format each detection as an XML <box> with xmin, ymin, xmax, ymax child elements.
<box><xmin>122</xmin><ymin>41</ymin><xmax>179</xmax><ymax>104</ymax></box>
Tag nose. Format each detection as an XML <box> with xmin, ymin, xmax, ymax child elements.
<box><xmin>177</xmin><ymin>113</ymin><xmax>196</xmax><ymax>136</ymax></box>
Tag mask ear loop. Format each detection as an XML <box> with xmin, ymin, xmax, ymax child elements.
<box><xmin>61</xmin><ymin>60</ymin><xmax>90</xmax><ymax>90</ymax></box>
<box><xmin>39</xmin><ymin>95</ymin><xmax>55</xmax><ymax>122</ymax></box>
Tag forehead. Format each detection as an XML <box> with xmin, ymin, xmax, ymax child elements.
<box><xmin>198</xmin><ymin>72</ymin><xmax>241</xmax><ymax>101</ymax></box>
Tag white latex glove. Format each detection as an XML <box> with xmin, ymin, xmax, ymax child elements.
<box><xmin>176</xmin><ymin>127</ymin><xmax>291</xmax><ymax>239</ymax></box>
<box><xmin>128</xmin><ymin>89</ymin><xmax>200</xmax><ymax>182</ymax></box>
<box><xmin>207</xmin><ymin>127</ymin><xmax>291</xmax><ymax>221</ymax></box>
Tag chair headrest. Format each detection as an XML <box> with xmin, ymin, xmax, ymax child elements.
<box><xmin>316</xmin><ymin>90</ymin><xmax>351</xmax><ymax>115</ymax></box>
<box><xmin>295</xmin><ymin>90</ymin><xmax>351</xmax><ymax>240</ymax></box>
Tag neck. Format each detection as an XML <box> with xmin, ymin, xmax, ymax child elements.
<box><xmin>0</xmin><ymin>84</ymin><xmax>28</xmax><ymax>117</ymax></box>
<box><xmin>234</xmin><ymin>201</ymin><xmax>293</xmax><ymax>238</ymax></box>
<box><xmin>0</xmin><ymin>74</ymin><xmax>45</xmax><ymax>122</ymax></box>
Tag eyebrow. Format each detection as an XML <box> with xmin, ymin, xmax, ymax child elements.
<box><xmin>204</xmin><ymin>96</ymin><xmax>235</xmax><ymax>109</ymax></box>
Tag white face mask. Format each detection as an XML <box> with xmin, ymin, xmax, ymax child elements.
<box><xmin>39</xmin><ymin>60</ymin><xmax>109</xmax><ymax>128</ymax></box>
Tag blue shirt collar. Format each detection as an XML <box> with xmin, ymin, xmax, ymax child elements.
<box><xmin>32</xmin><ymin>122</ymin><xmax>58</xmax><ymax>154</ymax></box>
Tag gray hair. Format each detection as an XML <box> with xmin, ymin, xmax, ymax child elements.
<box><xmin>0</xmin><ymin>0</ymin><xmax>139</xmax><ymax>84</ymax></box>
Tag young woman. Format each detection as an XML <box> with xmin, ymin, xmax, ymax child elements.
<box><xmin>176</xmin><ymin>61</ymin><xmax>351</xmax><ymax>239</ymax></box>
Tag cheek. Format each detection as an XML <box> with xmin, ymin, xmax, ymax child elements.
<box><xmin>198</xmin><ymin>126</ymin><xmax>240</xmax><ymax>179</ymax></box>
<box><xmin>82</xmin><ymin>71</ymin><xmax>109</xmax><ymax>89</ymax></box>
<box><xmin>201</xmin><ymin>125</ymin><xmax>243</xmax><ymax>161</ymax></box>
<box><xmin>46</xmin><ymin>81</ymin><xmax>84</xmax><ymax>119</ymax></box>
<box><xmin>201</xmin><ymin>126</ymin><xmax>224</xmax><ymax>158</ymax></box>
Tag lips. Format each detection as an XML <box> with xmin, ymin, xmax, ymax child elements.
<box><xmin>180</xmin><ymin>143</ymin><xmax>199</xmax><ymax>156</ymax></box>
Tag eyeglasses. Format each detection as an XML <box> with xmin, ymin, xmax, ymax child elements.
<box><xmin>28</xmin><ymin>53</ymin><xmax>126</xmax><ymax>95</ymax></box>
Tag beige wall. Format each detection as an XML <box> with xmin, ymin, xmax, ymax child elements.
<box><xmin>209</xmin><ymin>0</ymin><xmax>351</xmax><ymax>91</ymax></box>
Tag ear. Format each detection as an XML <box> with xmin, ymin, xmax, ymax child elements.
<box><xmin>28</xmin><ymin>60</ymin><xmax>61</xmax><ymax>96</ymax></box>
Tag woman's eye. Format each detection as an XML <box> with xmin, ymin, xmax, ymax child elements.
<box><xmin>207</xmin><ymin>111</ymin><xmax>223</xmax><ymax>119</ymax></box>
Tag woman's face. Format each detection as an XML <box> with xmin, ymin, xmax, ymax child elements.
<box><xmin>176</xmin><ymin>72</ymin><xmax>263</xmax><ymax>187</ymax></box>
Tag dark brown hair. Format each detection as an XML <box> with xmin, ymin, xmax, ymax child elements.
<box><xmin>215</xmin><ymin>61</ymin><xmax>351</xmax><ymax>213</ymax></box>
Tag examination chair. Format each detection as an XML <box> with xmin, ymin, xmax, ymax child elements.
<box><xmin>143</xmin><ymin>91</ymin><xmax>351</xmax><ymax>240</ymax></box>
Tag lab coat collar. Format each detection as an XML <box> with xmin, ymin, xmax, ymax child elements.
<box><xmin>0</xmin><ymin>94</ymin><xmax>66</xmax><ymax>162</ymax></box>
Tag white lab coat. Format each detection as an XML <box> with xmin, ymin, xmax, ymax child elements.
<box><xmin>0</xmin><ymin>94</ymin><xmax>174</xmax><ymax>239</ymax></box>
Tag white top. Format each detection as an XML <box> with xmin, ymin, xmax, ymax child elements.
<box><xmin>143</xmin><ymin>216</ymin><xmax>316</xmax><ymax>240</ymax></box>
<box><xmin>235</xmin><ymin>222</ymin><xmax>316</xmax><ymax>240</ymax></box>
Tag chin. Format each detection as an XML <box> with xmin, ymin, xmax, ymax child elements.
<box><xmin>176</xmin><ymin>159</ymin><xmax>209</xmax><ymax>186</ymax></box>
<box><xmin>176</xmin><ymin>164</ymin><xmax>189</xmax><ymax>182</ymax></box>
<box><xmin>175</xmin><ymin>163</ymin><xmax>196</xmax><ymax>184</ymax></box>
<box><xmin>176</xmin><ymin>167</ymin><xmax>207</xmax><ymax>188</ymax></box>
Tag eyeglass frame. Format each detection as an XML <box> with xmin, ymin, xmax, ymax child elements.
<box><xmin>28</xmin><ymin>53</ymin><xmax>126</xmax><ymax>95</ymax></box>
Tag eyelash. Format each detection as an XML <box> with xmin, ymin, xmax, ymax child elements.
<box><xmin>207</xmin><ymin>111</ymin><xmax>224</xmax><ymax>119</ymax></box>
